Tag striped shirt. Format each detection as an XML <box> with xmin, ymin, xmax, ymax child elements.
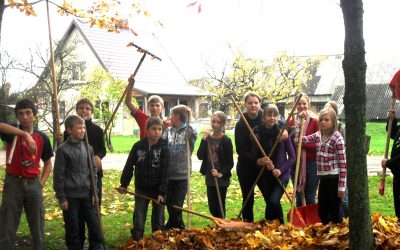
<box><xmin>301</xmin><ymin>131</ymin><xmax>347</xmax><ymax>191</ymax></box>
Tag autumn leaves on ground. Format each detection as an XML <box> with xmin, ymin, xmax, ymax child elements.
<box><xmin>0</xmin><ymin>168</ymin><xmax>397</xmax><ymax>249</ymax></box>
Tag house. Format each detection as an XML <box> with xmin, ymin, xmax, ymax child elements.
<box><xmin>37</xmin><ymin>19</ymin><xmax>208</xmax><ymax>135</ymax></box>
<box><xmin>281</xmin><ymin>53</ymin><xmax>400</xmax><ymax>121</ymax></box>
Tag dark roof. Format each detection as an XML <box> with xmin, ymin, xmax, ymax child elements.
<box><xmin>331</xmin><ymin>84</ymin><xmax>400</xmax><ymax>120</ymax></box>
<box><xmin>57</xmin><ymin>20</ymin><xmax>209</xmax><ymax>97</ymax></box>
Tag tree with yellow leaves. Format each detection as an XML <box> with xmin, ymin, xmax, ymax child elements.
<box><xmin>0</xmin><ymin>0</ymin><xmax>156</xmax><ymax>42</ymax></box>
<box><xmin>191</xmin><ymin>51</ymin><xmax>321</xmax><ymax>113</ymax></box>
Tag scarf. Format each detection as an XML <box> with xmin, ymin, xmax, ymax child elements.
<box><xmin>297</xmin><ymin>112</ymin><xmax>311</xmax><ymax>196</ymax></box>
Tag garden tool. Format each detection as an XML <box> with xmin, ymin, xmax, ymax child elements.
<box><xmin>119</xmin><ymin>189</ymin><xmax>258</xmax><ymax>231</ymax></box>
<box><xmin>380</xmin><ymin>69</ymin><xmax>400</xmax><ymax>195</ymax></box>
<box><xmin>206</xmin><ymin>138</ymin><xmax>225</xmax><ymax>218</ymax></box>
<box><xmin>185</xmin><ymin>111</ymin><xmax>192</xmax><ymax>228</ymax></box>
<box><xmin>104</xmin><ymin>42</ymin><xmax>161</xmax><ymax>134</ymax></box>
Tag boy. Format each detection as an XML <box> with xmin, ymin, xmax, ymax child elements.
<box><xmin>162</xmin><ymin>105</ymin><xmax>198</xmax><ymax>229</ymax></box>
<box><xmin>381</xmin><ymin>110</ymin><xmax>400</xmax><ymax>223</ymax></box>
<box><xmin>63</xmin><ymin>98</ymin><xmax>106</xmax><ymax>248</ymax></box>
<box><xmin>53</xmin><ymin>115</ymin><xmax>104</xmax><ymax>249</ymax></box>
<box><xmin>0</xmin><ymin>99</ymin><xmax>53</xmax><ymax>250</ymax></box>
<box><xmin>125</xmin><ymin>76</ymin><xmax>166</xmax><ymax>139</ymax></box>
<box><xmin>117</xmin><ymin>117</ymin><xmax>169</xmax><ymax>241</ymax></box>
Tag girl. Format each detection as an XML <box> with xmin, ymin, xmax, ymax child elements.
<box><xmin>197</xmin><ymin>111</ymin><xmax>234</xmax><ymax>218</ymax></box>
<box><xmin>234</xmin><ymin>91</ymin><xmax>265</xmax><ymax>222</ymax></box>
<box><xmin>289</xmin><ymin>93</ymin><xmax>319</xmax><ymax>207</ymax></box>
<box><xmin>297</xmin><ymin>108</ymin><xmax>346</xmax><ymax>224</ymax></box>
<box><xmin>254</xmin><ymin>105</ymin><xmax>295</xmax><ymax>223</ymax></box>
<box><xmin>235</xmin><ymin>91</ymin><xmax>289</xmax><ymax>222</ymax></box>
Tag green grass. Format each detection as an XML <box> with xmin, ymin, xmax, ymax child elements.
<box><xmin>0</xmin><ymin>167</ymin><xmax>395</xmax><ymax>249</ymax></box>
<box><xmin>366</xmin><ymin>121</ymin><xmax>392</xmax><ymax>156</ymax></box>
<box><xmin>41</xmin><ymin>121</ymin><xmax>389</xmax><ymax>156</ymax></box>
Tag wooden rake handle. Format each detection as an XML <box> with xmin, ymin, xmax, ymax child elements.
<box><xmin>206</xmin><ymin>138</ymin><xmax>225</xmax><ymax>218</ymax></box>
<box><xmin>380</xmin><ymin>98</ymin><xmax>396</xmax><ymax>196</ymax></box>
<box><xmin>289</xmin><ymin>117</ymin><xmax>305</xmax><ymax>224</ymax></box>
<box><xmin>119</xmin><ymin>189</ymin><xmax>215</xmax><ymax>222</ymax></box>
<box><xmin>104</xmin><ymin>52</ymin><xmax>148</xmax><ymax>134</ymax></box>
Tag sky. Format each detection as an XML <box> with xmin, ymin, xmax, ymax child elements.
<box><xmin>2</xmin><ymin>0</ymin><xmax>400</xmax><ymax>93</ymax></box>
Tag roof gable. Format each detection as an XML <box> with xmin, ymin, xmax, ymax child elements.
<box><xmin>71</xmin><ymin>20</ymin><xmax>208</xmax><ymax>96</ymax></box>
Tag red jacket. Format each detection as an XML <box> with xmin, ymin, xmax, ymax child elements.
<box><xmin>289</xmin><ymin>117</ymin><xmax>318</xmax><ymax>161</ymax></box>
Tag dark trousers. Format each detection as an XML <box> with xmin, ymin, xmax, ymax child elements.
<box><xmin>131</xmin><ymin>189</ymin><xmax>165</xmax><ymax>241</ymax></box>
<box><xmin>165</xmin><ymin>180</ymin><xmax>187</xmax><ymax>229</ymax></box>
<box><xmin>0</xmin><ymin>175</ymin><xmax>45</xmax><ymax>250</ymax></box>
<box><xmin>291</xmin><ymin>160</ymin><xmax>319</xmax><ymax>207</ymax></box>
<box><xmin>78</xmin><ymin>175</ymin><xmax>102</xmax><ymax>249</ymax></box>
<box><xmin>265</xmin><ymin>176</ymin><xmax>288</xmax><ymax>224</ymax></box>
<box><xmin>206</xmin><ymin>185</ymin><xmax>228</xmax><ymax>218</ymax></box>
<box><xmin>62</xmin><ymin>196</ymin><xmax>104</xmax><ymax>250</ymax></box>
<box><xmin>318</xmin><ymin>176</ymin><xmax>343</xmax><ymax>224</ymax></box>
<box><xmin>237</xmin><ymin>162</ymin><xmax>269</xmax><ymax>222</ymax></box>
<box><xmin>394</xmin><ymin>177</ymin><xmax>400</xmax><ymax>220</ymax></box>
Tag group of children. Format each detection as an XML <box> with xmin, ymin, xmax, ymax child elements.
<box><xmin>0</xmin><ymin>82</ymin><xmax>399</xmax><ymax>248</ymax></box>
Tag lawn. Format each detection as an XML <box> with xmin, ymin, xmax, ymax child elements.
<box><xmin>0</xmin><ymin>168</ymin><xmax>395</xmax><ymax>249</ymax></box>
<box><xmin>95</xmin><ymin>121</ymin><xmax>389</xmax><ymax>156</ymax></box>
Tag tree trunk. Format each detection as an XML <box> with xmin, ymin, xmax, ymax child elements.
<box><xmin>341</xmin><ymin>0</ymin><xmax>374</xmax><ymax>249</ymax></box>
<box><xmin>0</xmin><ymin>0</ymin><xmax>4</xmax><ymax>43</ymax></box>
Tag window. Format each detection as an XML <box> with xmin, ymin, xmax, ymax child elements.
<box><xmin>70</xmin><ymin>62</ymin><xmax>86</xmax><ymax>81</ymax></box>
<box><xmin>199</xmin><ymin>103</ymin><xmax>208</xmax><ymax>118</ymax></box>
<box><xmin>59</xmin><ymin>101</ymin><xmax>65</xmax><ymax>120</ymax></box>
<box><xmin>164</xmin><ymin>100</ymin><xmax>170</xmax><ymax>117</ymax></box>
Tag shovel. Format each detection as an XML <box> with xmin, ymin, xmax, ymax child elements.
<box><xmin>118</xmin><ymin>188</ymin><xmax>258</xmax><ymax>231</ymax></box>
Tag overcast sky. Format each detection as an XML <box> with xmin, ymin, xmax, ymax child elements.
<box><xmin>2</xmin><ymin>0</ymin><xmax>400</xmax><ymax>92</ymax></box>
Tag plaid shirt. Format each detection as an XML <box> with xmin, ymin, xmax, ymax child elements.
<box><xmin>301</xmin><ymin>131</ymin><xmax>347</xmax><ymax>192</ymax></box>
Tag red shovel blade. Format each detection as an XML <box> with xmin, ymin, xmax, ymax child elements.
<box><xmin>389</xmin><ymin>69</ymin><xmax>400</xmax><ymax>100</ymax></box>
<box><xmin>287</xmin><ymin>203</ymin><xmax>320</xmax><ymax>228</ymax></box>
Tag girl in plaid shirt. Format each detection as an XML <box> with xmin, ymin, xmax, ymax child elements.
<box><xmin>296</xmin><ymin>108</ymin><xmax>346</xmax><ymax>224</ymax></box>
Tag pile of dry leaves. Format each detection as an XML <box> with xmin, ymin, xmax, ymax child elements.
<box><xmin>117</xmin><ymin>214</ymin><xmax>400</xmax><ymax>249</ymax></box>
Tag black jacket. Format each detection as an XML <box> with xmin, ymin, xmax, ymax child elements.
<box><xmin>387</xmin><ymin>118</ymin><xmax>400</xmax><ymax>177</ymax></box>
<box><xmin>120</xmin><ymin>138</ymin><xmax>169</xmax><ymax>196</ymax></box>
<box><xmin>197</xmin><ymin>135</ymin><xmax>234</xmax><ymax>179</ymax></box>
<box><xmin>235</xmin><ymin>110</ymin><xmax>264</xmax><ymax>166</ymax></box>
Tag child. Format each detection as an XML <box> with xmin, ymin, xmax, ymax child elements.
<box><xmin>63</xmin><ymin>98</ymin><xmax>107</xmax><ymax>248</ymax></box>
<box><xmin>254</xmin><ymin>105</ymin><xmax>296</xmax><ymax>224</ymax></box>
<box><xmin>324</xmin><ymin>100</ymin><xmax>348</xmax><ymax>218</ymax></box>
<box><xmin>163</xmin><ymin>105</ymin><xmax>198</xmax><ymax>229</ymax></box>
<box><xmin>53</xmin><ymin>115</ymin><xmax>104</xmax><ymax>249</ymax></box>
<box><xmin>125</xmin><ymin>76</ymin><xmax>166</xmax><ymax>139</ymax></box>
<box><xmin>289</xmin><ymin>93</ymin><xmax>319</xmax><ymax>208</ymax></box>
<box><xmin>381</xmin><ymin>110</ymin><xmax>400</xmax><ymax>223</ymax></box>
<box><xmin>296</xmin><ymin>108</ymin><xmax>346</xmax><ymax>224</ymax></box>
<box><xmin>117</xmin><ymin>117</ymin><xmax>169</xmax><ymax>241</ymax></box>
<box><xmin>197</xmin><ymin>111</ymin><xmax>234</xmax><ymax>218</ymax></box>
<box><xmin>0</xmin><ymin>99</ymin><xmax>53</xmax><ymax>250</ymax></box>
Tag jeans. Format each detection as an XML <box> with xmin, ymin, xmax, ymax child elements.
<box><xmin>318</xmin><ymin>176</ymin><xmax>343</xmax><ymax>224</ymax></box>
<box><xmin>206</xmin><ymin>186</ymin><xmax>228</xmax><ymax>218</ymax></box>
<box><xmin>165</xmin><ymin>180</ymin><xmax>187</xmax><ymax>229</ymax></box>
<box><xmin>62</xmin><ymin>196</ymin><xmax>104</xmax><ymax>250</ymax></box>
<box><xmin>340</xmin><ymin>186</ymin><xmax>349</xmax><ymax>218</ymax></box>
<box><xmin>291</xmin><ymin>160</ymin><xmax>319</xmax><ymax>207</ymax></box>
<box><xmin>131</xmin><ymin>189</ymin><xmax>165</xmax><ymax>241</ymax></box>
<box><xmin>79</xmin><ymin>174</ymin><xmax>102</xmax><ymax>249</ymax></box>
<box><xmin>0</xmin><ymin>174</ymin><xmax>45</xmax><ymax>250</ymax></box>
<box><xmin>394</xmin><ymin>177</ymin><xmax>400</xmax><ymax>220</ymax></box>
<box><xmin>265</xmin><ymin>176</ymin><xmax>288</xmax><ymax>224</ymax></box>
<box><xmin>237</xmin><ymin>162</ymin><xmax>269</xmax><ymax>222</ymax></box>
